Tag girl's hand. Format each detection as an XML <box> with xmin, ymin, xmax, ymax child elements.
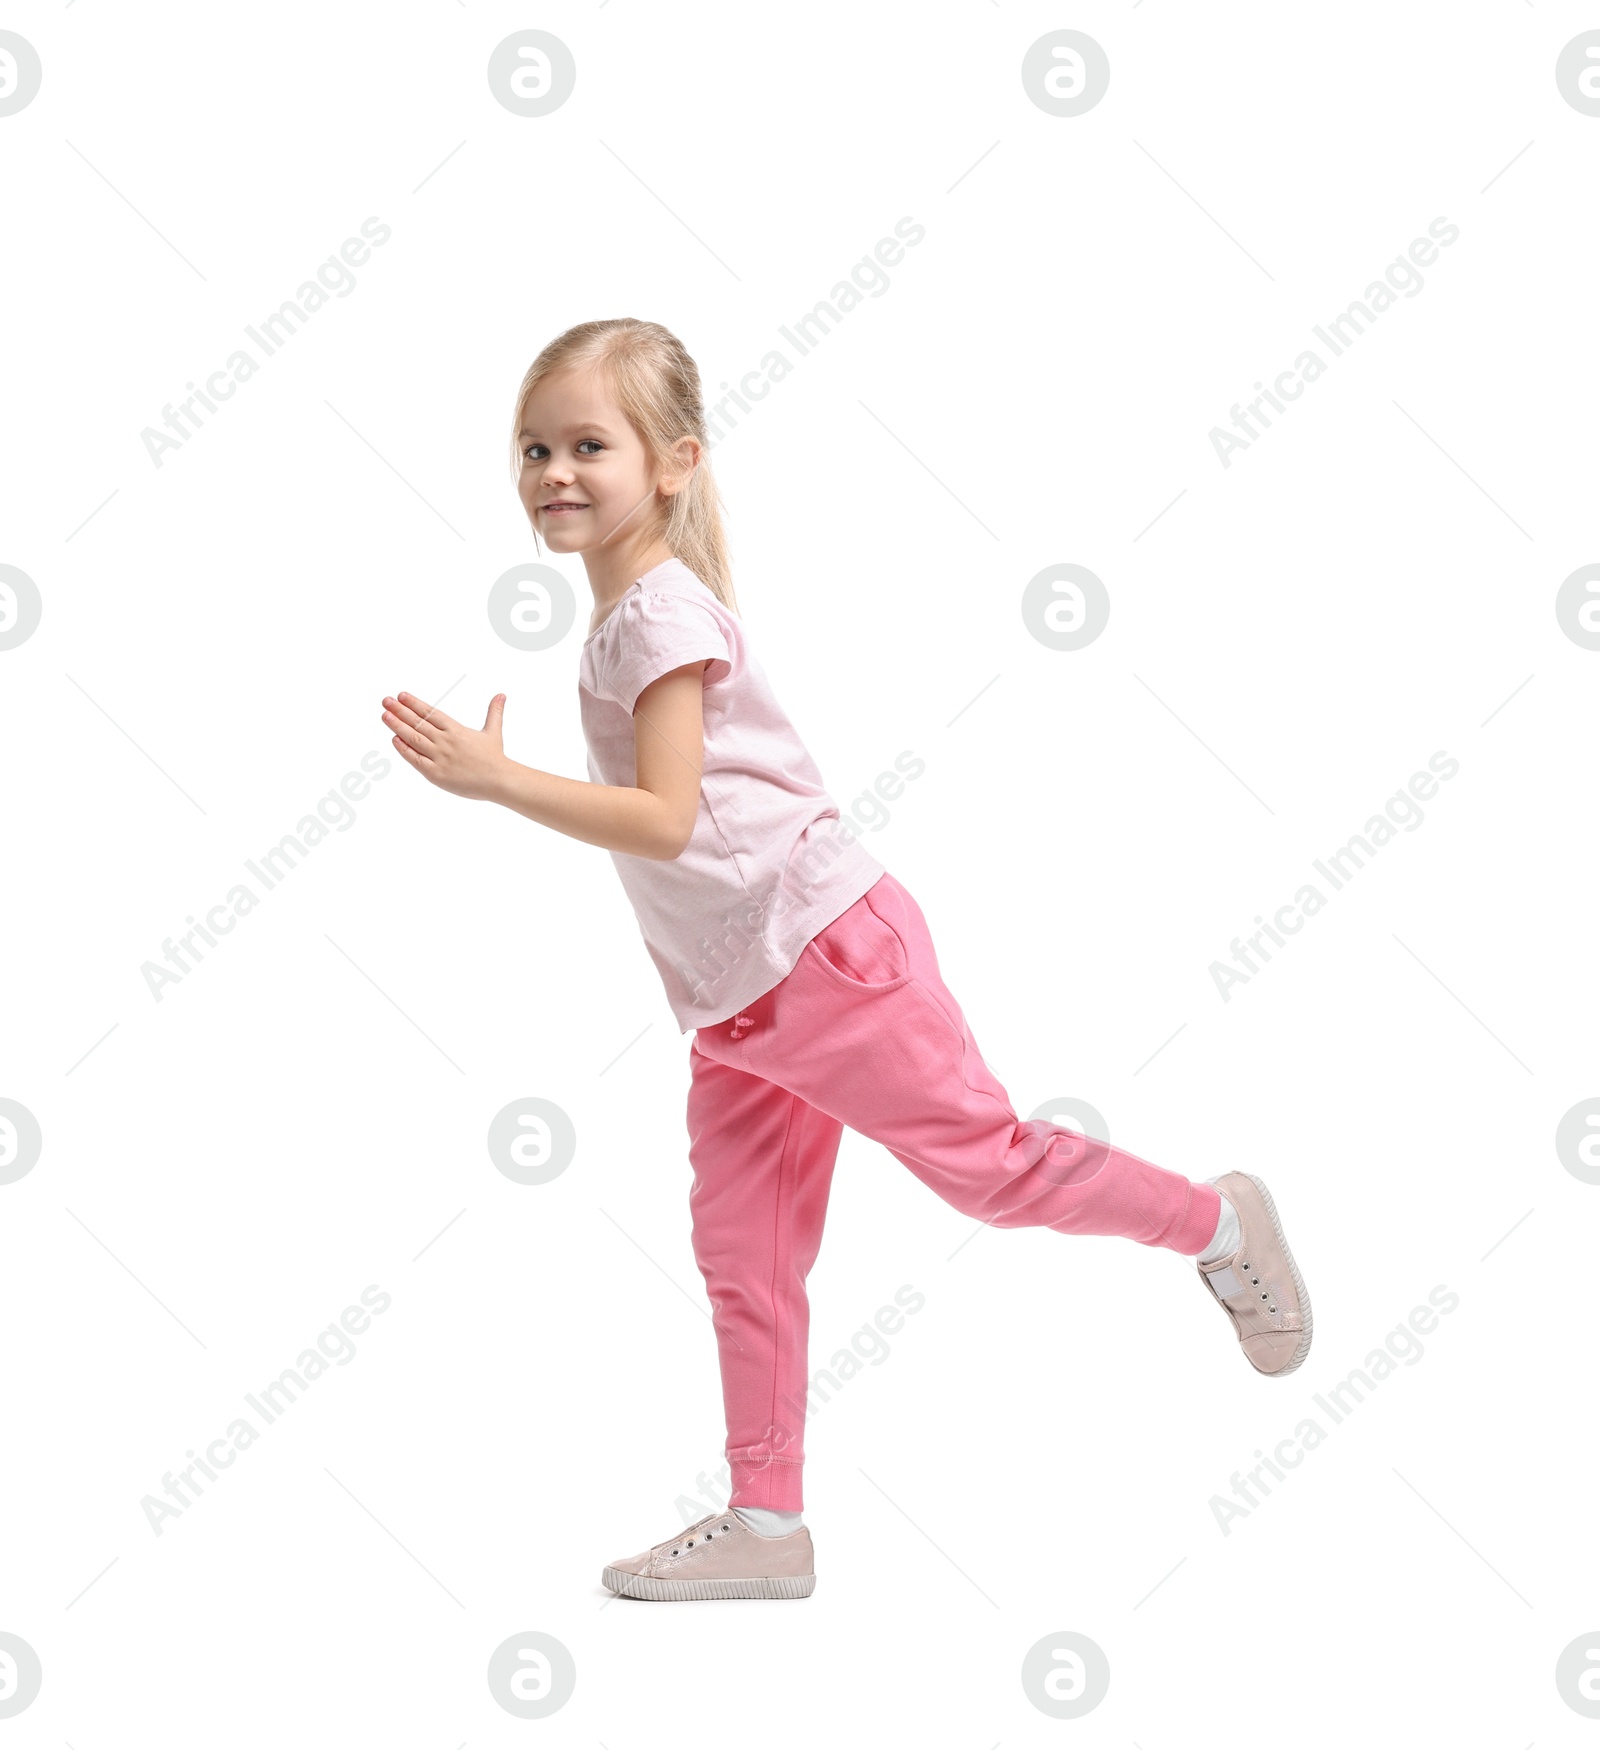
<box><xmin>382</xmin><ymin>691</ymin><xmax>510</xmax><ymax>804</ymax></box>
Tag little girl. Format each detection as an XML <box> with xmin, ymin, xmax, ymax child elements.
<box><xmin>380</xmin><ymin>317</ymin><xmax>1312</xmax><ymax>1603</ymax></box>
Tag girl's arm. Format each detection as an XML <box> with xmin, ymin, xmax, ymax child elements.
<box><xmin>381</xmin><ymin>662</ymin><xmax>706</xmax><ymax>861</ymax></box>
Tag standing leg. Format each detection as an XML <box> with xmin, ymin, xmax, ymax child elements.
<box><xmin>684</xmin><ymin>1034</ymin><xmax>843</xmax><ymax>1513</ymax></box>
<box><xmin>728</xmin><ymin>871</ymin><xmax>1223</xmax><ymax>1254</ymax></box>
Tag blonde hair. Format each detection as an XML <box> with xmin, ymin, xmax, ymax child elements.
<box><xmin>508</xmin><ymin>318</ymin><xmax>738</xmax><ymax>613</ymax></box>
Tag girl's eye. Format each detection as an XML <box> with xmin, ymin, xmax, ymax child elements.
<box><xmin>523</xmin><ymin>440</ymin><xmax>604</xmax><ymax>460</ymax></box>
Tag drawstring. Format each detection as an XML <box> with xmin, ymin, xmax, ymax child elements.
<box><xmin>728</xmin><ymin>1012</ymin><xmax>754</xmax><ymax>1039</ymax></box>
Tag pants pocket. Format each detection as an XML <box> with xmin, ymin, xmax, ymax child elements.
<box><xmin>802</xmin><ymin>884</ymin><xmax>912</xmax><ymax>990</ymax></box>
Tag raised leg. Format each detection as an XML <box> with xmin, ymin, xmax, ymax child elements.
<box><xmin>713</xmin><ymin>871</ymin><xmax>1222</xmax><ymax>1254</ymax></box>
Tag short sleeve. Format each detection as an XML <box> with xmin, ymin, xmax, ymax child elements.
<box><xmin>603</xmin><ymin>590</ymin><xmax>732</xmax><ymax>714</ymax></box>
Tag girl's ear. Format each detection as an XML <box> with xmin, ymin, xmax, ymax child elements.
<box><xmin>661</xmin><ymin>434</ymin><xmax>700</xmax><ymax>495</ymax></box>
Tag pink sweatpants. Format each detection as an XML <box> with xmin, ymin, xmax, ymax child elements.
<box><xmin>685</xmin><ymin>870</ymin><xmax>1222</xmax><ymax>1511</ymax></box>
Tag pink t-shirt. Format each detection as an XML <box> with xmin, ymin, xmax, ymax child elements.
<box><xmin>578</xmin><ymin>556</ymin><xmax>885</xmax><ymax>1032</ymax></box>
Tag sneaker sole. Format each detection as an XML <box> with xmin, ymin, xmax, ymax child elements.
<box><xmin>601</xmin><ymin>1567</ymin><xmax>815</xmax><ymax>1601</ymax></box>
<box><xmin>1239</xmin><ymin>1170</ymin><xmax>1314</xmax><ymax>1376</ymax></box>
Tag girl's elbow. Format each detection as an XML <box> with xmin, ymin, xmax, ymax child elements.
<box><xmin>658</xmin><ymin>814</ymin><xmax>696</xmax><ymax>860</ymax></box>
<box><xmin>634</xmin><ymin>823</ymin><xmax>688</xmax><ymax>861</ymax></box>
<box><xmin>635</xmin><ymin>791</ymin><xmax>695</xmax><ymax>859</ymax></box>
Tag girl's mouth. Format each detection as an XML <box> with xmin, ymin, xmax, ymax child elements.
<box><xmin>543</xmin><ymin>502</ymin><xmax>589</xmax><ymax>515</ymax></box>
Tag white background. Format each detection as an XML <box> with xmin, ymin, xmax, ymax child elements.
<box><xmin>3</xmin><ymin>1</ymin><xmax>1597</xmax><ymax>1742</ymax></box>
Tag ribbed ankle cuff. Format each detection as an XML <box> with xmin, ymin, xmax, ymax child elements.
<box><xmin>1167</xmin><ymin>1180</ymin><xmax>1225</xmax><ymax>1256</ymax></box>
<box><xmin>727</xmin><ymin>1454</ymin><xmax>804</xmax><ymax>1512</ymax></box>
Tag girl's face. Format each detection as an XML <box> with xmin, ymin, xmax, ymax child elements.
<box><xmin>516</xmin><ymin>364</ymin><xmax>667</xmax><ymax>556</ymax></box>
